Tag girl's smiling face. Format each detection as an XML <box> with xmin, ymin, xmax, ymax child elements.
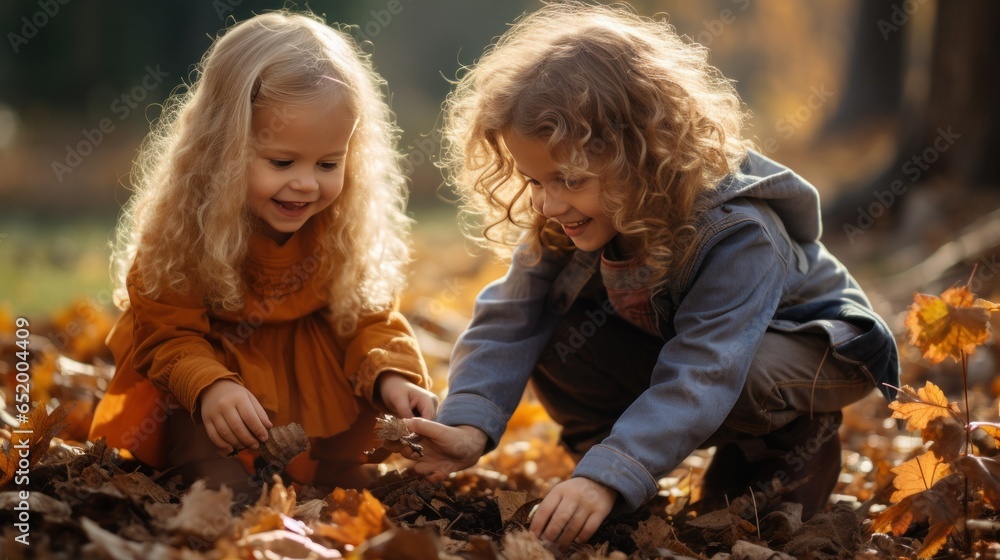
<box><xmin>248</xmin><ymin>100</ymin><xmax>357</xmax><ymax>244</ymax></box>
<box><xmin>503</xmin><ymin>131</ymin><xmax>619</xmax><ymax>253</ymax></box>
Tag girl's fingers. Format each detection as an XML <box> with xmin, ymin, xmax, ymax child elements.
<box><xmin>251</xmin><ymin>396</ymin><xmax>272</xmax><ymax>435</ymax></box>
<box><xmin>556</xmin><ymin>508</ymin><xmax>587</xmax><ymax>550</ymax></box>
<box><xmin>529</xmin><ymin>494</ymin><xmax>560</xmax><ymax>538</ymax></box>
<box><xmin>414</xmin><ymin>393</ymin><xmax>438</xmax><ymax>419</ymax></box>
<box><xmin>404</xmin><ymin>417</ymin><xmax>450</xmax><ymax>441</ymax></box>
<box><xmin>577</xmin><ymin>515</ymin><xmax>603</xmax><ymax>547</ymax></box>
<box><xmin>388</xmin><ymin>394</ymin><xmax>414</xmax><ymax>418</ymax></box>
<box><xmin>223</xmin><ymin>406</ymin><xmax>260</xmax><ymax>450</ymax></box>
<box><xmin>236</xmin><ymin>400</ymin><xmax>268</xmax><ymax>445</ymax></box>
<box><xmin>205</xmin><ymin>420</ymin><xmax>233</xmax><ymax>455</ymax></box>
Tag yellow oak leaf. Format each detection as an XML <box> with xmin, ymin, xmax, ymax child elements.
<box><xmin>888</xmin><ymin>382</ymin><xmax>961</xmax><ymax>433</ymax></box>
<box><xmin>890</xmin><ymin>451</ymin><xmax>953</xmax><ymax>503</ymax></box>
<box><xmin>904</xmin><ymin>287</ymin><xmax>995</xmax><ymax>364</ymax></box>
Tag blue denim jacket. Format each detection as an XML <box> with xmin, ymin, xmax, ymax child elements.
<box><xmin>436</xmin><ymin>151</ymin><xmax>899</xmax><ymax>511</ymax></box>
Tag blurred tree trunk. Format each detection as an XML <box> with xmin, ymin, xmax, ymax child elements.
<box><xmin>824</xmin><ymin>1</ymin><xmax>904</xmax><ymax>132</ymax></box>
<box><xmin>824</xmin><ymin>0</ymin><xmax>1000</xmax><ymax>240</ymax></box>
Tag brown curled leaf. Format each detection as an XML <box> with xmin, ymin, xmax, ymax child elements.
<box><xmin>258</xmin><ymin>422</ymin><xmax>310</xmax><ymax>471</ymax></box>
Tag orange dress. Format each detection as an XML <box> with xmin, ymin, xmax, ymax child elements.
<box><xmin>89</xmin><ymin>223</ymin><xmax>430</xmax><ymax>482</ymax></box>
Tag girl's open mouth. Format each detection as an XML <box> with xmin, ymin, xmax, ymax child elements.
<box><xmin>561</xmin><ymin>218</ymin><xmax>592</xmax><ymax>236</ymax></box>
<box><xmin>273</xmin><ymin>199</ymin><xmax>310</xmax><ymax>216</ymax></box>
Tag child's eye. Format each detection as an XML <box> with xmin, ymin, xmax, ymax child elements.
<box><xmin>318</xmin><ymin>162</ymin><xmax>339</xmax><ymax>171</ymax></box>
<box><xmin>269</xmin><ymin>159</ymin><xmax>292</xmax><ymax>168</ymax></box>
<box><xmin>525</xmin><ymin>178</ymin><xmax>542</xmax><ymax>187</ymax></box>
<box><xmin>563</xmin><ymin>178</ymin><xmax>580</xmax><ymax>189</ymax></box>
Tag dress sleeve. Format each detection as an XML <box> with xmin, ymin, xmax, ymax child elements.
<box><xmin>126</xmin><ymin>268</ymin><xmax>242</xmax><ymax>415</ymax></box>
<box><xmin>343</xmin><ymin>305</ymin><xmax>430</xmax><ymax>404</ymax></box>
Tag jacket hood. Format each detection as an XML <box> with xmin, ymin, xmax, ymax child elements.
<box><xmin>702</xmin><ymin>150</ymin><xmax>824</xmax><ymax>244</ymax></box>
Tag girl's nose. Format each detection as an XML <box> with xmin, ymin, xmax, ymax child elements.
<box><xmin>536</xmin><ymin>186</ymin><xmax>569</xmax><ymax>218</ymax></box>
<box><xmin>290</xmin><ymin>169</ymin><xmax>319</xmax><ymax>191</ymax></box>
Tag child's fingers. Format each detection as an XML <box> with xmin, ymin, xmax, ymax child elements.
<box><xmin>386</xmin><ymin>393</ymin><xmax>414</xmax><ymax>418</ymax></box>
<box><xmin>576</xmin><ymin>515</ymin><xmax>603</xmax><ymax>548</ymax></box>
<box><xmin>403</xmin><ymin>417</ymin><xmax>448</xmax><ymax>441</ymax></box>
<box><xmin>224</xmin><ymin>405</ymin><xmax>262</xmax><ymax>450</ymax></box>
<box><xmin>529</xmin><ymin>493</ymin><xmax>561</xmax><ymax>539</ymax></box>
<box><xmin>204</xmin><ymin>419</ymin><xmax>234</xmax><ymax>455</ymax></box>
<box><xmin>413</xmin><ymin>393</ymin><xmax>438</xmax><ymax>419</ymax></box>
<box><xmin>555</xmin><ymin>508</ymin><xmax>588</xmax><ymax>550</ymax></box>
<box><xmin>247</xmin><ymin>397</ymin><xmax>272</xmax><ymax>440</ymax></box>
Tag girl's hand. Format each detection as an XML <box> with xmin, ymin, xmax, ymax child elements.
<box><xmin>377</xmin><ymin>372</ymin><xmax>438</xmax><ymax>419</ymax></box>
<box><xmin>530</xmin><ymin>477</ymin><xmax>616</xmax><ymax>551</ymax></box>
<box><xmin>199</xmin><ymin>379</ymin><xmax>273</xmax><ymax>456</ymax></box>
<box><xmin>402</xmin><ymin>418</ymin><xmax>487</xmax><ymax>481</ymax></box>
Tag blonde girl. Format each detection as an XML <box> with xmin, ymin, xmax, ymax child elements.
<box><xmin>405</xmin><ymin>2</ymin><xmax>898</xmax><ymax>549</ymax></box>
<box><xmin>90</xmin><ymin>11</ymin><xmax>436</xmax><ymax>493</ymax></box>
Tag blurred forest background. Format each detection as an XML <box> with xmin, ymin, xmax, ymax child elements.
<box><xmin>1</xmin><ymin>0</ymin><xmax>998</xmax><ymax>321</ymax></box>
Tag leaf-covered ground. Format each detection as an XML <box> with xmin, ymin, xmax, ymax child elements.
<box><xmin>1</xmin><ymin>226</ymin><xmax>1000</xmax><ymax>559</ymax></box>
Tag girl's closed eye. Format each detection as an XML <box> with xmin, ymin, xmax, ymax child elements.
<box><xmin>269</xmin><ymin>159</ymin><xmax>293</xmax><ymax>169</ymax></box>
<box><xmin>318</xmin><ymin>162</ymin><xmax>339</xmax><ymax>171</ymax></box>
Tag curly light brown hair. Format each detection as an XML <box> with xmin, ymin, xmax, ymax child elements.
<box><xmin>112</xmin><ymin>11</ymin><xmax>412</xmax><ymax>335</ymax></box>
<box><xmin>444</xmin><ymin>1</ymin><xmax>750</xmax><ymax>289</ymax></box>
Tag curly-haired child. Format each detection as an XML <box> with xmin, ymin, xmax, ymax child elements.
<box><xmin>404</xmin><ymin>2</ymin><xmax>898</xmax><ymax>549</ymax></box>
<box><xmin>90</xmin><ymin>11</ymin><xmax>436</xmax><ymax>494</ymax></box>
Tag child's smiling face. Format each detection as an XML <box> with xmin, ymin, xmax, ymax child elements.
<box><xmin>503</xmin><ymin>131</ymin><xmax>619</xmax><ymax>253</ymax></box>
<box><xmin>248</xmin><ymin>100</ymin><xmax>356</xmax><ymax>244</ymax></box>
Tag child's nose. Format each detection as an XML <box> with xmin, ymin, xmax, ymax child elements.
<box><xmin>537</xmin><ymin>186</ymin><xmax>569</xmax><ymax>218</ymax></box>
<box><xmin>289</xmin><ymin>169</ymin><xmax>320</xmax><ymax>191</ymax></box>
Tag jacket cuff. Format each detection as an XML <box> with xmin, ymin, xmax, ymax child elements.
<box><xmin>355</xmin><ymin>338</ymin><xmax>429</xmax><ymax>403</ymax></box>
<box><xmin>167</xmin><ymin>354</ymin><xmax>242</xmax><ymax>415</ymax></box>
<box><xmin>573</xmin><ymin>444</ymin><xmax>658</xmax><ymax>512</ymax></box>
<box><xmin>436</xmin><ymin>393</ymin><xmax>508</xmax><ymax>452</ymax></box>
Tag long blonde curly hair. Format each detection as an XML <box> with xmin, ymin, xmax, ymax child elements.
<box><xmin>111</xmin><ymin>11</ymin><xmax>412</xmax><ymax>335</ymax></box>
<box><xmin>444</xmin><ymin>1</ymin><xmax>750</xmax><ymax>289</ymax></box>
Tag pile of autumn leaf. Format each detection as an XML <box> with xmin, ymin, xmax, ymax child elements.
<box><xmin>0</xmin><ymin>279</ymin><xmax>999</xmax><ymax>558</ymax></box>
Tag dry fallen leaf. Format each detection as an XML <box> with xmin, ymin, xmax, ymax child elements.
<box><xmin>904</xmin><ymin>287</ymin><xmax>996</xmax><ymax>364</ymax></box>
<box><xmin>916</xmin><ymin>520</ymin><xmax>954</xmax><ymax>559</ymax></box>
<box><xmin>163</xmin><ymin>479</ymin><xmax>234</xmax><ymax>543</ymax></box>
<box><xmin>495</xmin><ymin>489</ymin><xmax>530</xmax><ymax>524</ymax></box>
<box><xmin>957</xmin><ymin>455</ymin><xmax>1000</xmax><ymax>508</ymax></box>
<box><xmin>258</xmin><ymin>422</ymin><xmax>310</xmax><ymax>471</ymax></box>
<box><xmin>370</xmin><ymin>415</ymin><xmax>424</xmax><ymax>458</ymax></box>
<box><xmin>314</xmin><ymin>487</ymin><xmax>391</xmax><ymax>546</ymax></box>
<box><xmin>890</xmin><ymin>451</ymin><xmax>954</xmax><ymax>503</ymax></box>
<box><xmin>888</xmin><ymin>382</ymin><xmax>962</xmax><ymax>433</ymax></box>
<box><xmin>0</xmin><ymin>403</ymin><xmax>72</xmax><ymax>487</ymax></box>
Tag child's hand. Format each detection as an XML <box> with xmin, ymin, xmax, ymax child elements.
<box><xmin>377</xmin><ymin>372</ymin><xmax>438</xmax><ymax>419</ymax></box>
<box><xmin>199</xmin><ymin>379</ymin><xmax>273</xmax><ymax>456</ymax></box>
<box><xmin>402</xmin><ymin>418</ymin><xmax>487</xmax><ymax>481</ymax></box>
<box><xmin>530</xmin><ymin>477</ymin><xmax>616</xmax><ymax>551</ymax></box>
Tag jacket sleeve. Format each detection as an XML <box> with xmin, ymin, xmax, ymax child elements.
<box><xmin>127</xmin><ymin>269</ymin><xmax>242</xmax><ymax>415</ymax></box>
<box><xmin>343</xmin><ymin>306</ymin><xmax>431</xmax><ymax>404</ymax></box>
<box><xmin>435</xmin><ymin>244</ymin><xmax>567</xmax><ymax>451</ymax></box>
<box><xmin>573</xmin><ymin>222</ymin><xmax>788</xmax><ymax>511</ymax></box>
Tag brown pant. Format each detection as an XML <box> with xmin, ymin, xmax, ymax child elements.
<box><xmin>531</xmin><ymin>296</ymin><xmax>874</xmax><ymax>461</ymax></box>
